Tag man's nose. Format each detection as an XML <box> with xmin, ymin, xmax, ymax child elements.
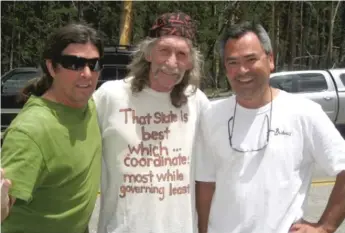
<box><xmin>165</xmin><ymin>53</ymin><xmax>178</xmax><ymax>68</ymax></box>
<box><xmin>238</xmin><ymin>64</ymin><xmax>249</xmax><ymax>75</ymax></box>
<box><xmin>81</xmin><ymin>65</ymin><xmax>92</xmax><ymax>78</ymax></box>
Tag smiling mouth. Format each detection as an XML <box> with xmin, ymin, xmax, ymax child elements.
<box><xmin>236</xmin><ymin>78</ymin><xmax>254</xmax><ymax>84</ymax></box>
<box><xmin>76</xmin><ymin>84</ymin><xmax>91</xmax><ymax>88</ymax></box>
<box><xmin>154</xmin><ymin>69</ymin><xmax>180</xmax><ymax>80</ymax></box>
<box><xmin>162</xmin><ymin>72</ymin><xmax>178</xmax><ymax>78</ymax></box>
<box><xmin>160</xmin><ymin>69</ymin><xmax>179</xmax><ymax>76</ymax></box>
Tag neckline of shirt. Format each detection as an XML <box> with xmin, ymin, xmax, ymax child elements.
<box><xmin>235</xmin><ymin>90</ymin><xmax>285</xmax><ymax>115</ymax></box>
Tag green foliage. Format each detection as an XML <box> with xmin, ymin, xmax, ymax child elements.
<box><xmin>1</xmin><ymin>1</ymin><xmax>344</xmax><ymax>89</ymax></box>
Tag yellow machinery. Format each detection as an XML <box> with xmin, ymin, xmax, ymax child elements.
<box><xmin>119</xmin><ymin>0</ymin><xmax>133</xmax><ymax>46</ymax></box>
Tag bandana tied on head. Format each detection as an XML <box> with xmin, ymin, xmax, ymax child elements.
<box><xmin>148</xmin><ymin>12</ymin><xmax>196</xmax><ymax>42</ymax></box>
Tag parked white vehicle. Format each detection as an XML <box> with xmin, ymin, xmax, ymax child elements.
<box><xmin>269</xmin><ymin>68</ymin><xmax>345</xmax><ymax>129</ymax></box>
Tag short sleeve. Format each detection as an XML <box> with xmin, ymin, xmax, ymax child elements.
<box><xmin>195</xmin><ymin>98</ymin><xmax>217</xmax><ymax>182</ymax></box>
<box><xmin>1</xmin><ymin>128</ymin><xmax>45</xmax><ymax>202</ymax></box>
<box><xmin>93</xmin><ymin>84</ymin><xmax>108</xmax><ymax>133</ymax></box>
<box><xmin>306</xmin><ymin>104</ymin><xmax>345</xmax><ymax>176</ymax></box>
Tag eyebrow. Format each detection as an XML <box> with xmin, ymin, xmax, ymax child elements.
<box><xmin>157</xmin><ymin>44</ymin><xmax>189</xmax><ymax>54</ymax></box>
<box><xmin>226</xmin><ymin>53</ymin><xmax>258</xmax><ymax>61</ymax></box>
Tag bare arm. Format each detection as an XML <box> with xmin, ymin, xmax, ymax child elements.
<box><xmin>1</xmin><ymin>195</ymin><xmax>16</xmax><ymax>222</ymax></box>
<box><xmin>301</xmin><ymin>104</ymin><xmax>345</xmax><ymax>232</ymax></box>
<box><xmin>318</xmin><ymin>171</ymin><xmax>345</xmax><ymax>233</ymax></box>
<box><xmin>196</xmin><ymin>181</ymin><xmax>215</xmax><ymax>233</ymax></box>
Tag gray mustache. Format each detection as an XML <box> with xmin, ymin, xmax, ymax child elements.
<box><xmin>154</xmin><ymin>65</ymin><xmax>184</xmax><ymax>79</ymax></box>
<box><xmin>160</xmin><ymin>65</ymin><xmax>181</xmax><ymax>75</ymax></box>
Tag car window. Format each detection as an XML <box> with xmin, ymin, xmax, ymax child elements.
<box><xmin>2</xmin><ymin>72</ymin><xmax>40</xmax><ymax>94</ymax></box>
<box><xmin>270</xmin><ymin>75</ymin><xmax>296</xmax><ymax>93</ymax></box>
<box><xmin>340</xmin><ymin>73</ymin><xmax>345</xmax><ymax>86</ymax></box>
<box><xmin>295</xmin><ymin>73</ymin><xmax>328</xmax><ymax>92</ymax></box>
<box><xmin>270</xmin><ymin>73</ymin><xmax>328</xmax><ymax>93</ymax></box>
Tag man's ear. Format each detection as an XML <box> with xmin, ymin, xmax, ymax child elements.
<box><xmin>45</xmin><ymin>60</ymin><xmax>56</xmax><ymax>78</ymax></box>
<box><xmin>268</xmin><ymin>53</ymin><xmax>275</xmax><ymax>72</ymax></box>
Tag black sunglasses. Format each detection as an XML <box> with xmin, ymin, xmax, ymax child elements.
<box><xmin>228</xmin><ymin>88</ymin><xmax>273</xmax><ymax>153</ymax></box>
<box><xmin>228</xmin><ymin>113</ymin><xmax>271</xmax><ymax>152</ymax></box>
<box><xmin>55</xmin><ymin>55</ymin><xmax>103</xmax><ymax>72</ymax></box>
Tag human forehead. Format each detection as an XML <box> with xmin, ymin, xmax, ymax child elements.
<box><xmin>155</xmin><ymin>35</ymin><xmax>191</xmax><ymax>53</ymax></box>
<box><xmin>224</xmin><ymin>32</ymin><xmax>265</xmax><ymax>57</ymax></box>
<box><xmin>62</xmin><ymin>42</ymin><xmax>100</xmax><ymax>58</ymax></box>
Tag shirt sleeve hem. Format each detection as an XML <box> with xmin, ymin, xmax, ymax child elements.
<box><xmin>9</xmin><ymin>187</ymin><xmax>32</xmax><ymax>203</ymax></box>
<box><xmin>195</xmin><ymin>176</ymin><xmax>216</xmax><ymax>182</ymax></box>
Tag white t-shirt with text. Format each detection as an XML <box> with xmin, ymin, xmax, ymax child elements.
<box><xmin>196</xmin><ymin>90</ymin><xmax>345</xmax><ymax>233</ymax></box>
<box><xmin>93</xmin><ymin>78</ymin><xmax>210</xmax><ymax>233</ymax></box>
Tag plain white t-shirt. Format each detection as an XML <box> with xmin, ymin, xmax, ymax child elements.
<box><xmin>196</xmin><ymin>90</ymin><xmax>345</xmax><ymax>233</ymax></box>
<box><xmin>93</xmin><ymin>77</ymin><xmax>210</xmax><ymax>233</ymax></box>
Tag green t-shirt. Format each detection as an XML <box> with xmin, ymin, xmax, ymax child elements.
<box><xmin>1</xmin><ymin>95</ymin><xmax>102</xmax><ymax>233</ymax></box>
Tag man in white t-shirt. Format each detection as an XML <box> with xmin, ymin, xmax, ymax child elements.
<box><xmin>93</xmin><ymin>12</ymin><xmax>210</xmax><ymax>233</ymax></box>
<box><xmin>195</xmin><ymin>21</ymin><xmax>345</xmax><ymax>233</ymax></box>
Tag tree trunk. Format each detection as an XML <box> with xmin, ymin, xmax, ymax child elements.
<box><xmin>326</xmin><ymin>0</ymin><xmax>342</xmax><ymax>68</ymax></box>
<box><xmin>313</xmin><ymin>8</ymin><xmax>320</xmax><ymax>69</ymax></box>
<box><xmin>339</xmin><ymin>4</ymin><xmax>345</xmax><ymax>65</ymax></box>
<box><xmin>299</xmin><ymin>1</ymin><xmax>304</xmax><ymax>68</ymax></box>
<box><xmin>77</xmin><ymin>1</ymin><xmax>83</xmax><ymax>20</ymax></box>
<box><xmin>9</xmin><ymin>1</ymin><xmax>16</xmax><ymax>70</ymax></box>
<box><xmin>226</xmin><ymin>13</ymin><xmax>237</xmax><ymax>91</ymax></box>
<box><xmin>279</xmin><ymin>2</ymin><xmax>290</xmax><ymax>70</ymax></box>
<box><xmin>215</xmin><ymin>2</ymin><xmax>229</xmax><ymax>88</ymax></box>
<box><xmin>10</xmin><ymin>30</ymin><xmax>15</xmax><ymax>70</ymax></box>
<box><xmin>318</xmin><ymin>9</ymin><xmax>325</xmax><ymax>68</ymax></box>
<box><xmin>275</xmin><ymin>7</ymin><xmax>280</xmax><ymax>69</ymax></box>
<box><xmin>270</xmin><ymin>2</ymin><xmax>276</xmax><ymax>59</ymax></box>
<box><xmin>326</xmin><ymin>2</ymin><xmax>334</xmax><ymax>67</ymax></box>
<box><xmin>213</xmin><ymin>2</ymin><xmax>220</xmax><ymax>89</ymax></box>
<box><xmin>288</xmin><ymin>1</ymin><xmax>297</xmax><ymax>70</ymax></box>
<box><xmin>304</xmin><ymin>5</ymin><xmax>311</xmax><ymax>69</ymax></box>
<box><xmin>239</xmin><ymin>1</ymin><xmax>249</xmax><ymax>21</ymax></box>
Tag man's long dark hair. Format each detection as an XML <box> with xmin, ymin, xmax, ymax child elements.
<box><xmin>18</xmin><ymin>23</ymin><xmax>104</xmax><ymax>103</ymax></box>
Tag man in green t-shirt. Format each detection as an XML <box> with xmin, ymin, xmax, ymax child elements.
<box><xmin>1</xmin><ymin>23</ymin><xmax>103</xmax><ymax>233</ymax></box>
